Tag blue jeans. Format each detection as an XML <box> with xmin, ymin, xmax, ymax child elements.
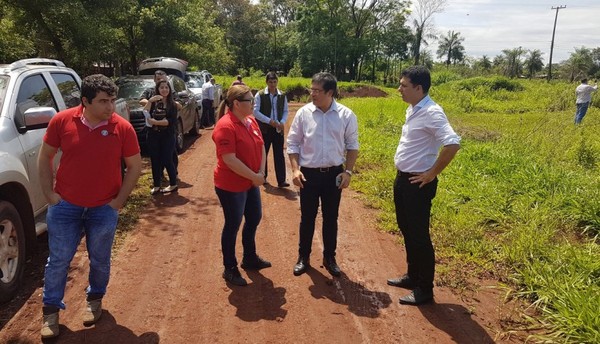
<box><xmin>43</xmin><ymin>200</ymin><xmax>119</xmax><ymax>309</ymax></box>
<box><xmin>215</xmin><ymin>186</ymin><xmax>262</xmax><ymax>269</ymax></box>
<box><xmin>575</xmin><ymin>102</ymin><xmax>589</xmax><ymax>124</ymax></box>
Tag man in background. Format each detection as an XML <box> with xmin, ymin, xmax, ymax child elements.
<box><xmin>574</xmin><ymin>78</ymin><xmax>597</xmax><ymax>124</ymax></box>
<box><xmin>231</xmin><ymin>75</ymin><xmax>245</xmax><ymax>86</ymax></box>
<box><xmin>254</xmin><ymin>72</ymin><xmax>289</xmax><ymax>187</ymax></box>
<box><xmin>202</xmin><ymin>77</ymin><xmax>216</xmax><ymax>128</ymax></box>
<box><xmin>140</xmin><ymin>69</ymin><xmax>167</xmax><ymax>106</ymax></box>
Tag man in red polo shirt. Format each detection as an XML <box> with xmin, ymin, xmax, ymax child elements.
<box><xmin>38</xmin><ymin>74</ymin><xmax>142</xmax><ymax>339</ymax></box>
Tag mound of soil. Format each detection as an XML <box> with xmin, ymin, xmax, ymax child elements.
<box><xmin>339</xmin><ymin>85</ymin><xmax>388</xmax><ymax>99</ymax></box>
<box><xmin>282</xmin><ymin>85</ymin><xmax>388</xmax><ymax>101</ymax></box>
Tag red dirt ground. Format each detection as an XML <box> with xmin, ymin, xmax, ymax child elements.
<box><xmin>0</xmin><ymin>102</ymin><xmax>527</xmax><ymax>343</ymax></box>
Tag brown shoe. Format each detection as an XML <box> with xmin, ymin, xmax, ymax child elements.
<box><xmin>83</xmin><ymin>299</ymin><xmax>103</xmax><ymax>326</ymax></box>
<box><xmin>41</xmin><ymin>312</ymin><xmax>59</xmax><ymax>339</ymax></box>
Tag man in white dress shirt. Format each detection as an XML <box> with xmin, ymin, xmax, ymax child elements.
<box><xmin>287</xmin><ymin>72</ymin><xmax>359</xmax><ymax>277</ymax></box>
<box><xmin>574</xmin><ymin>78</ymin><xmax>597</xmax><ymax>124</ymax></box>
<box><xmin>387</xmin><ymin>65</ymin><xmax>460</xmax><ymax>305</ymax></box>
<box><xmin>201</xmin><ymin>78</ymin><xmax>216</xmax><ymax>128</ymax></box>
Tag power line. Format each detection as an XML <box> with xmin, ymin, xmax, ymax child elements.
<box><xmin>548</xmin><ymin>5</ymin><xmax>566</xmax><ymax>81</ymax></box>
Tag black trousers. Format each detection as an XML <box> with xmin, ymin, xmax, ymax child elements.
<box><xmin>147</xmin><ymin>130</ymin><xmax>177</xmax><ymax>187</ymax></box>
<box><xmin>393</xmin><ymin>171</ymin><xmax>438</xmax><ymax>290</ymax></box>
<box><xmin>201</xmin><ymin>99</ymin><xmax>215</xmax><ymax>127</ymax></box>
<box><xmin>260</xmin><ymin>125</ymin><xmax>286</xmax><ymax>185</ymax></box>
<box><xmin>298</xmin><ymin>165</ymin><xmax>343</xmax><ymax>259</ymax></box>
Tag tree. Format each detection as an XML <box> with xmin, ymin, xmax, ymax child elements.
<box><xmin>380</xmin><ymin>11</ymin><xmax>413</xmax><ymax>84</ymax></box>
<box><xmin>524</xmin><ymin>49</ymin><xmax>544</xmax><ymax>78</ymax></box>
<box><xmin>0</xmin><ymin>7</ymin><xmax>36</xmax><ymax>62</ymax></box>
<box><xmin>499</xmin><ymin>47</ymin><xmax>526</xmax><ymax>78</ymax></box>
<box><xmin>215</xmin><ymin>0</ymin><xmax>270</xmax><ymax>74</ymax></box>
<box><xmin>436</xmin><ymin>30</ymin><xmax>464</xmax><ymax>66</ymax></box>
<box><xmin>473</xmin><ymin>55</ymin><xmax>492</xmax><ymax>74</ymax></box>
<box><xmin>564</xmin><ymin>47</ymin><xmax>594</xmax><ymax>82</ymax></box>
<box><xmin>410</xmin><ymin>0</ymin><xmax>446</xmax><ymax>65</ymax></box>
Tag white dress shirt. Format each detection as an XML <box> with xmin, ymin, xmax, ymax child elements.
<box><xmin>576</xmin><ymin>83</ymin><xmax>597</xmax><ymax>104</ymax></box>
<box><xmin>201</xmin><ymin>81</ymin><xmax>214</xmax><ymax>100</ymax></box>
<box><xmin>253</xmin><ymin>87</ymin><xmax>289</xmax><ymax>124</ymax></box>
<box><xmin>287</xmin><ymin>100</ymin><xmax>359</xmax><ymax>168</ymax></box>
<box><xmin>394</xmin><ymin>95</ymin><xmax>460</xmax><ymax>173</ymax></box>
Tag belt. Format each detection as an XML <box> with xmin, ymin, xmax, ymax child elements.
<box><xmin>398</xmin><ymin>170</ymin><xmax>421</xmax><ymax>177</ymax></box>
<box><xmin>302</xmin><ymin>165</ymin><xmax>343</xmax><ymax>173</ymax></box>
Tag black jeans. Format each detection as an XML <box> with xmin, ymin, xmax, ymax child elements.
<box><xmin>147</xmin><ymin>130</ymin><xmax>177</xmax><ymax>187</ymax></box>
<box><xmin>298</xmin><ymin>165</ymin><xmax>343</xmax><ymax>259</ymax></box>
<box><xmin>393</xmin><ymin>171</ymin><xmax>438</xmax><ymax>290</ymax></box>
<box><xmin>201</xmin><ymin>99</ymin><xmax>215</xmax><ymax>127</ymax></box>
<box><xmin>215</xmin><ymin>186</ymin><xmax>262</xmax><ymax>269</ymax></box>
<box><xmin>260</xmin><ymin>125</ymin><xmax>286</xmax><ymax>184</ymax></box>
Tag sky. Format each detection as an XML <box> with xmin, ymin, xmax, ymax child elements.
<box><xmin>425</xmin><ymin>0</ymin><xmax>600</xmax><ymax>63</ymax></box>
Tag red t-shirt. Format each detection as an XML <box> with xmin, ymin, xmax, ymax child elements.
<box><xmin>44</xmin><ymin>105</ymin><xmax>140</xmax><ymax>207</ymax></box>
<box><xmin>212</xmin><ymin>111</ymin><xmax>264</xmax><ymax>192</ymax></box>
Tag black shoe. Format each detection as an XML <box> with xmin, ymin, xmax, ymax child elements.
<box><xmin>241</xmin><ymin>256</ymin><xmax>272</xmax><ymax>270</ymax></box>
<box><xmin>293</xmin><ymin>257</ymin><xmax>310</xmax><ymax>276</ymax></box>
<box><xmin>278</xmin><ymin>182</ymin><xmax>290</xmax><ymax>188</ymax></box>
<box><xmin>399</xmin><ymin>287</ymin><xmax>433</xmax><ymax>305</ymax></box>
<box><xmin>387</xmin><ymin>275</ymin><xmax>416</xmax><ymax>290</ymax></box>
<box><xmin>222</xmin><ymin>267</ymin><xmax>247</xmax><ymax>286</ymax></box>
<box><xmin>323</xmin><ymin>257</ymin><xmax>341</xmax><ymax>277</ymax></box>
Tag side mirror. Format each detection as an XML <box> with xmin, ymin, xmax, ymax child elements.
<box><xmin>19</xmin><ymin>107</ymin><xmax>57</xmax><ymax>133</ymax></box>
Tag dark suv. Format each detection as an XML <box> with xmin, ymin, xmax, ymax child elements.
<box><xmin>116</xmin><ymin>74</ymin><xmax>200</xmax><ymax>153</ymax></box>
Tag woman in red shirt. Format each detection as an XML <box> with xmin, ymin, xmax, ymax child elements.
<box><xmin>212</xmin><ymin>85</ymin><xmax>270</xmax><ymax>286</ymax></box>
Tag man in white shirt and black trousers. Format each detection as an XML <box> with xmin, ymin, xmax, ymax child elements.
<box><xmin>387</xmin><ymin>65</ymin><xmax>461</xmax><ymax>305</ymax></box>
<box><xmin>287</xmin><ymin>72</ymin><xmax>359</xmax><ymax>278</ymax></box>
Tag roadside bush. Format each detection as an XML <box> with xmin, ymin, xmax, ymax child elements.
<box><xmin>452</xmin><ymin>76</ymin><xmax>524</xmax><ymax>92</ymax></box>
<box><xmin>432</xmin><ymin>70</ymin><xmax>462</xmax><ymax>86</ymax></box>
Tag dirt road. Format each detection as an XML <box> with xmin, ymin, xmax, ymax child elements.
<box><xmin>0</xmin><ymin>104</ymin><xmax>518</xmax><ymax>343</ymax></box>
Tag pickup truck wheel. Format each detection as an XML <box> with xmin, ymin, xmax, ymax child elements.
<box><xmin>176</xmin><ymin>119</ymin><xmax>184</xmax><ymax>153</ymax></box>
<box><xmin>0</xmin><ymin>201</ymin><xmax>25</xmax><ymax>304</ymax></box>
<box><xmin>190</xmin><ymin>108</ymin><xmax>201</xmax><ymax>136</ymax></box>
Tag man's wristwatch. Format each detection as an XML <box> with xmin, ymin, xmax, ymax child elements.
<box><xmin>344</xmin><ymin>169</ymin><xmax>353</xmax><ymax>176</ymax></box>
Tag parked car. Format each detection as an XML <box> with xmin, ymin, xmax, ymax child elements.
<box><xmin>116</xmin><ymin>74</ymin><xmax>200</xmax><ymax>153</ymax></box>
<box><xmin>138</xmin><ymin>56</ymin><xmax>187</xmax><ymax>79</ymax></box>
<box><xmin>185</xmin><ymin>71</ymin><xmax>223</xmax><ymax>110</ymax></box>
<box><xmin>0</xmin><ymin>58</ymin><xmax>81</xmax><ymax>304</ymax></box>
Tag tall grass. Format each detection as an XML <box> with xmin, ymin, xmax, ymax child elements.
<box><xmin>340</xmin><ymin>78</ymin><xmax>600</xmax><ymax>343</ymax></box>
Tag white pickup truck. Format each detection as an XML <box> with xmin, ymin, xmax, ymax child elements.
<box><xmin>0</xmin><ymin>58</ymin><xmax>128</xmax><ymax>304</ymax></box>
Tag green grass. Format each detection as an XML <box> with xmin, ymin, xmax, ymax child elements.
<box><xmin>338</xmin><ymin>78</ymin><xmax>600</xmax><ymax>343</ymax></box>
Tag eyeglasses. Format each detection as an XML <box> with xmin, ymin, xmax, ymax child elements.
<box><xmin>310</xmin><ymin>88</ymin><xmax>325</xmax><ymax>94</ymax></box>
<box><xmin>237</xmin><ymin>98</ymin><xmax>254</xmax><ymax>104</ymax></box>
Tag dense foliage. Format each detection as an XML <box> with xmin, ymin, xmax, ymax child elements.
<box><xmin>2</xmin><ymin>0</ymin><xmax>597</xmax><ymax>82</ymax></box>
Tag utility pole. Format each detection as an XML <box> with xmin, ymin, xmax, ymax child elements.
<box><xmin>548</xmin><ymin>5</ymin><xmax>566</xmax><ymax>82</ymax></box>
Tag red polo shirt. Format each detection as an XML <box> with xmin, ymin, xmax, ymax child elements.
<box><xmin>212</xmin><ymin>111</ymin><xmax>264</xmax><ymax>192</ymax></box>
<box><xmin>44</xmin><ymin>105</ymin><xmax>140</xmax><ymax>207</ymax></box>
